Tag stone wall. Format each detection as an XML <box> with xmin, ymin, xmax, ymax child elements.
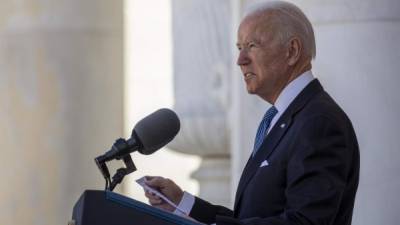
<box><xmin>0</xmin><ymin>1</ymin><xmax>123</xmax><ymax>224</ymax></box>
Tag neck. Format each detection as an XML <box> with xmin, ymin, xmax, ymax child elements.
<box><xmin>288</xmin><ymin>62</ymin><xmax>312</xmax><ymax>84</ymax></box>
<box><xmin>266</xmin><ymin>61</ymin><xmax>312</xmax><ymax>104</ymax></box>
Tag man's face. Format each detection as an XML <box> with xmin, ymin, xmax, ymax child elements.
<box><xmin>236</xmin><ymin>14</ymin><xmax>289</xmax><ymax>103</ymax></box>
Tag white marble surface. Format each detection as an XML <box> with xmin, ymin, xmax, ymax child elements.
<box><xmin>168</xmin><ymin>0</ymin><xmax>232</xmax><ymax>157</ymax></box>
<box><xmin>314</xmin><ymin>20</ymin><xmax>400</xmax><ymax>225</ymax></box>
<box><xmin>166</xmin><ymin>0</ymin><xmax>233</xmax><ymax>207</ymax></box>
<box><xmin>0</xmin><ymin>1</ymin><xmax>123</xmax><ymax>224</ymax></box>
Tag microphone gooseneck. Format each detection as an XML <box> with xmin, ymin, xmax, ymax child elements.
<box><xmin>94</xmin><ymin>108</ymin><xmax>180</xmax><ymax>191</ymax></box>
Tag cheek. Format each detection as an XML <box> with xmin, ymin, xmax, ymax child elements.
<box><xmin>255</xmin><ymin>52</ymin><xmax>274</xmax><ymax>69</ymax></box>
<box><xmin>255</xmin><ymin>60</ymin><xmax>273</xmax><ymax>76</ymax></box>
<box><xmin>262</xmin><ymin>58</ymin><xmax>284</xmax><ymax>75</ymax></box>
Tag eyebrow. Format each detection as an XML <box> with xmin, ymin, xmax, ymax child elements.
<box><xmin>236</xmin><ymin>39</ymin><xmax>261</xmax><ymax>48</ymax></box>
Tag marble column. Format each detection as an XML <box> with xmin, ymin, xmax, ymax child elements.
<box><xmin>300</xmin><ymin>1</ymin><xmax>400</xmax><ymax>224</ymax></box>
<box><xmin>0</xmin><ymin>1</ymin><xmax>123</xmax><ymax>225</ymax></box>
<box><xmin>168</xmin><ymin>0</ymin><xmax>233</xmax><ymax>207</ymax></box>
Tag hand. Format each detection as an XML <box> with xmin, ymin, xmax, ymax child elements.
<box><xmin>144</xmin><ymin>176</ymin><xmax>184</xmax><ymax>212</ymax></box>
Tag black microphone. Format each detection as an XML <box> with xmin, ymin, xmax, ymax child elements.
<box><xmin>96</xmin><ymin>108</ymin><xmax>180</xmax><ymax>164</ymax></box>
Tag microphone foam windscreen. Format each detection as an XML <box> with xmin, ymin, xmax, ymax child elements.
<box><xmin>133</xmin><ymin>108</ymin><xmax>180</xmax><ymax>155</ymax></box>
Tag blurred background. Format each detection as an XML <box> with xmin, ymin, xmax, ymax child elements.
<box><xmin>0</xmin><ymin>0</ymin><xmax>399</xmax><ymax>224</ymax></box>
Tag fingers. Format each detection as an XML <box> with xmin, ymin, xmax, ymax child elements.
<box><xmin>144</xmin><ymin>189</ymin><xmax>175</xmax><ymax>212</ymax></box>
<box><xmin>145</xmin><ymin>176</ymin><xmax>167</xmax><ymax>188</ymax></box>
<box><xmin>145</xmin><ymin>190</ymin><xmax>162</xmax><ymax>204</ymax></box>
<box><xmin>142</xmin><ymin>175</ymin><xmax>184</xmax><ymax>205</ymax></box>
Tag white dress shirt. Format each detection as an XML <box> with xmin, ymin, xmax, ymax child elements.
<box><xmin>173</xmin><ymin>70</ymin><xmax>315</xmax><ymax>223</ymax></box>
<box><xmin>267</xmin><ymin>70</ymin><xmax>314</xmax><ymax>134</ymax></box>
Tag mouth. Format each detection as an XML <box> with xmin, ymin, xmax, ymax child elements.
<box><xmin>244</xmin><ymin>72</ymin><xmax>256</xmax><ymax>81</ymax></box>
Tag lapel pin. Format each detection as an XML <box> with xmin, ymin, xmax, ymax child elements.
<box><xmin>280</xmin><ymin>123</ymin><xmax>286</xmax><ymax>128</ymax></box>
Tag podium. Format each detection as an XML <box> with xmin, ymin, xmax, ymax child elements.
<box><xmin>71</xmin><ymin>190</ymin><xmax>202</xmax><ymax>225</ymax></box>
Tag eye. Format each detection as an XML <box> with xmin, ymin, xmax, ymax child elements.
<box><xmin>248</xmin><ymin>42</ymin><xmax>256</xmax><ymax>48</ymax></box>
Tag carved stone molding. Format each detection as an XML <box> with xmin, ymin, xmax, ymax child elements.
<box><xmin>167</xmin><ymin>0</ymin><xmax>232</xmax><ymax>206</ymax></box>
<box><xmin>168</xmin><ymin>0</ymin><xmax>232</xmax><ymax>158</ymax></box>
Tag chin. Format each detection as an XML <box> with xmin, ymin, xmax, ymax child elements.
<box><xmin>246</xmin><ymin>87</ymin><xmax>256</xmax><ymax>94</ymax></box>
<box><xmin>246</xmin><ymin>85</ymin><xmax>258</xmax><ymax>95</ymax></box>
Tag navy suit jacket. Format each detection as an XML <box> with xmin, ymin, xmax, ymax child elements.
<box><xmin>189</xmin><ymin>80</ymin><xmax>360</xmax><ymax>225</ymax></box>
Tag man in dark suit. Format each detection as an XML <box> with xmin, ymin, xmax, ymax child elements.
<box><xmin>144</xmin><ymin>1</ymin><xmax>359</xmax><ymax>225</ymax></box>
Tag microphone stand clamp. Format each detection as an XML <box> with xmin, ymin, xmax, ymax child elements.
<box><xmin>95</xmin><ymin>138</ymin><xmax>137</xmax><ymax>191</ymax></box>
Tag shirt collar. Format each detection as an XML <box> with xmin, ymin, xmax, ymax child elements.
<box><xmin>274</xmin><ymin>70</ymin><xmax>315</xmax><ymax>115</ymax></box>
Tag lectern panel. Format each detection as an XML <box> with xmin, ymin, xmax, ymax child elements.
<box><xmin>72</xmin><ymin>190</ymin><xmax>201</xmax><ymax>225</ymax></box>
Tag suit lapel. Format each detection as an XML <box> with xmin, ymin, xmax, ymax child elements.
<box><xmin>233</xmin><ymin>115</ymin><xmax>292</xmax><ymax>211</ymax></box>
<box><xmin>233</xmin><ymin>79</ymin><xmax>324</xmax><ymax>212</ymax></box>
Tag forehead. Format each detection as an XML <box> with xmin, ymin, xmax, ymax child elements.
<box><xmin>237</xmin><ymin>13</ymin><xmax>275</xmax><ymax>43</ymax></box>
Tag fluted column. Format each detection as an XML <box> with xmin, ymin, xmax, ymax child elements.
<box><xmin>300</xmin><ymin>1</ymin><xmax>400</xmax><ymax>224</ymax></box>
<box><xmin>0</xmin><ymin>1</ymin><xmax>123</xmax><ymax>225</ymax></box>
<box><xmin>168</xmin><ymin>0</ymin><xmax>233</xmax><ymax>207</ymax></box>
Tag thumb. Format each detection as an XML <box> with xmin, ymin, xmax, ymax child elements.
<box><xmin>145</xmin><ymin>176</ymin><xmax>166</xmax><ymax>188</ymax></box>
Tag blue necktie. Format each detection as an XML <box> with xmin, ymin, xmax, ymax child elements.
<box><xmin>252</xmin><ymin>106</ymin><xmax>278</xmax><ymax>156</ymax></box>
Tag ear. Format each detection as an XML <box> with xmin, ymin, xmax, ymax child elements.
<box><xmin>286</xmin><ymin>37</ymin><xmax>302</xmax><ymax>66</ymax></box>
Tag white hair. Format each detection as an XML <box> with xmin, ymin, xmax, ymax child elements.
<box><xmin>245</xmin><ymin>1</ymin><xmax>316</xmax><ymax>59</ymax></box>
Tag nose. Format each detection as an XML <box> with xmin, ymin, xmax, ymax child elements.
<box><xmin>236</xmin><ymin>50</ymin><xmax>250</xmax><ymax>66</ymax></box>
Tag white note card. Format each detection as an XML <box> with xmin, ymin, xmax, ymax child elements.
<box><xmin>136</xmin><ymin>176</ymin><xmax>186</xmax><ymax>214</ymax></box>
